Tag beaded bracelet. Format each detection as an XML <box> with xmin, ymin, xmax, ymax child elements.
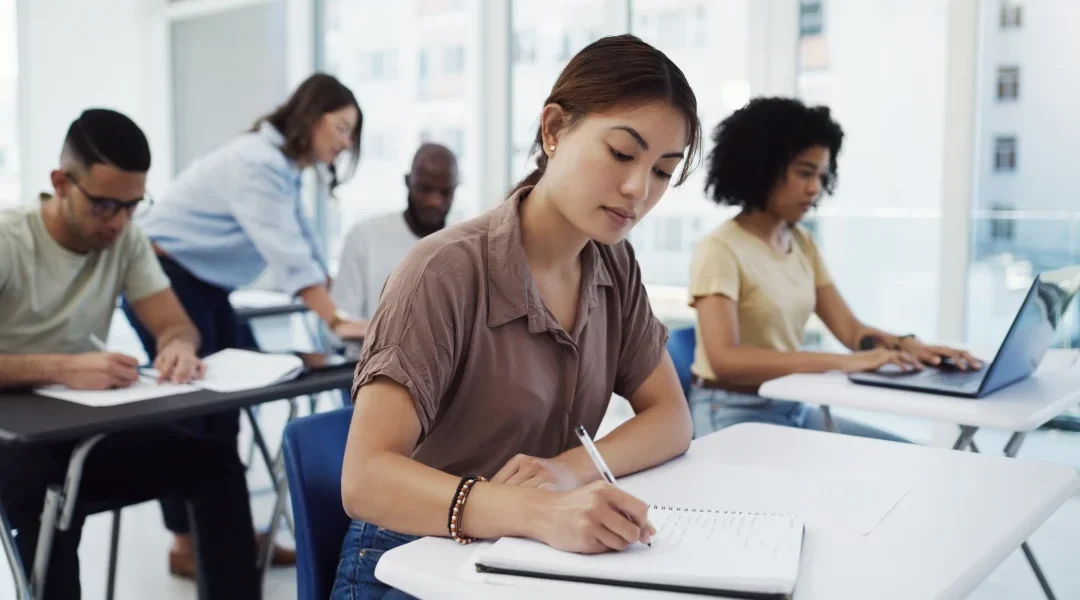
<box><xmin>447</xmin><ymin>475</ymin><xmax>486</xmax><ymax>544</ymax></box>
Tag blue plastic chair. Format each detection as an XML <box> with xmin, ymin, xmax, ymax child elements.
<box><xmin>667</xmin><ymin>326</ymin><xmax>696</xmax><ymax>398</ymax></box>
<box><xmin>282</xmin><ymin>407</ymin><xmax>354</xmax><ymax>600</ymax></box>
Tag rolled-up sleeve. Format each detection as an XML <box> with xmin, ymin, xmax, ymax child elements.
<box><xmin>229</xmin><ymin>160</ymin><xmax>326</xmax><ymax>297</ymax></box>
<box><xmin>351</xmin><ymin>244</ymin><xmax>473</xmax><ymax>435</ymax></box>
<box><xmin>123</xmin><ymin>227</ymin><xmax>171</xmax><ymax>302</ymax></box>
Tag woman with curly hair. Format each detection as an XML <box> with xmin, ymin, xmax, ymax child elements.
<box><xmin>687</xmin><ymin>97</ymin><xmax>979</xmax><ymax>439</ymax></box>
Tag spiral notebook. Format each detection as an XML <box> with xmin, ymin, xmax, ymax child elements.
<box><xmin>474</xmin><ymin>505</ymin><xmax>804</xmax><ymax>599</ymax></box>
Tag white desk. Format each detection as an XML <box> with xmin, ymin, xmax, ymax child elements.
<box><xmin>759</xmin><ymin>349</ymin><xmax>1080</xmax><ymax>435</ymax></box>
<box><xmin>759</xmin><ymin>348</ymin><xmax>1080</xmax><ymax>599</ymax></box>
<box><xmin>375</xmin><ymin>424</ymin><xmax>1078</xmax><ymax>600</ymax></box>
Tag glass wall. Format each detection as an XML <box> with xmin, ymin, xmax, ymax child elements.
<box><xmin>967</xmin><ymin>0</ymin><xmax>1080</xmax><ymax>352</ymax></box>
<box><xmin>0</xmin><ymin>0</ymin><xmax>19</xmax><ymax>209</ymax></box>
<box><xmin>509</xmin><ymin>0</ymin><xmax>619</xmax><ymax>184</ymax></box>
<box><xmin>628</xmin><ymin>0</ymin><xmax>753</xmax><ymax>289</ymax></box>
<box><xmin>320</xmin><ymin>0</ymin><xmax>482</xmax><ymax>264</ymax></box>
<box><xmin>796</xmin><ymin>0</ymin><xmax>949</xmax><ymax>348</ymax></box>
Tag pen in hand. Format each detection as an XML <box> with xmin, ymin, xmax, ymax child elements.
<box><xmin>574</xmin><ymin>425</ymin><xmax>654</xmax><ymax>548</ymax></box>
<box><xmin>88</xmin><ymin>333</ymin><xmax>157</xmax><ymax>383</ymax></box>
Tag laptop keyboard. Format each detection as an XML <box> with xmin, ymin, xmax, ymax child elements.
<box><xmin>918</xmin><ymin>368</ymin><xmax>985</xmax><ymax>387</ymax></box>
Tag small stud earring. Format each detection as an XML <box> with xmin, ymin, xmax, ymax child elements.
<box><xmin>549</xmin><ymin>145</ymin><xmax>556</xmax><ymax>153</ymax></box>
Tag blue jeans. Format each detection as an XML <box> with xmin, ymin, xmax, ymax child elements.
<box><xmin>689</xmin><ymin>385</ymin><xmax>908</xmax><ymax>442</ymax></box>
<box><xmin>331</xmin><ymin>519</ymin><xmax>420</xmax><ymax>600</ymax></box>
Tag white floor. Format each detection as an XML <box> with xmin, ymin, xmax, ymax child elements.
<box><xmin>3</xmin><ymin>312</ymin><xmax>1079</xmax><ymax>599</ymax></box>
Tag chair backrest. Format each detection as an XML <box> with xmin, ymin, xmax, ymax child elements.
<box><xmin>282</xmin><ymin>407</ymin><xmax>354</xmax><ymax>600</ymax></box>
<box><xmin>667</xmin><ymin>326</ymin><xmax>696</xmax><ymax>398</ymax></box>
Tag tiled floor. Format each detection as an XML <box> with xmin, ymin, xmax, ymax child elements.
<box><xmin>2</xmin><ymin>313</ymin><xmax>1078</xmax><ymax>599</ymax></box>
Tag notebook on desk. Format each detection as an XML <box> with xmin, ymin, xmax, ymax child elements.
<box><xmin>474</xmin><ymin>506</ymin><xmax>805</xmax><ymax>599</ymax></box>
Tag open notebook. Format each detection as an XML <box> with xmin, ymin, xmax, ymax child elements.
<box><xmin>36</xmin><ymin>349</ymin><xmax>305</xmax><ymax>406</ymax></box>
<box><xmin>475</xmin><ymin>506</ymin><xmax>804</xmax><ymax>599</ymax></box>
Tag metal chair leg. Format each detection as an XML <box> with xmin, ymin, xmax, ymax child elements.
<box><xmin>105</xmin><ymin>510</ymin><xmax>121</xmax><ymax>600</ymax></box>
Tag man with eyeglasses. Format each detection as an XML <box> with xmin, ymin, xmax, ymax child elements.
<box><xmin>0</xmin><ymin>109</ymin><xmax>261</xmax><ymax>598</ymax></box>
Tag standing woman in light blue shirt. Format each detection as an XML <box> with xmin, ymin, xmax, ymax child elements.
<box><xmin>123</xmin><ymin>73</ymin><xmax>365</xmax><ymax>576</ymax></box>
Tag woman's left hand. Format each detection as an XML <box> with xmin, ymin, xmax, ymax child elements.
<box><xmin>491</xmin><ymin>454</ymin><xmax>580</xmax><ymax>491</ymax></box>
<box><xmin>899</xmin><ymin>338</ymin><xmax>983</xmax><ymax>370</ymax></box>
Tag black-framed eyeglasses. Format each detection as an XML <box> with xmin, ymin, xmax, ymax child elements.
<box><xmin>64</xmin><ymin>172</ymin><xmax>153</xmax><ymax>219</ymax></box>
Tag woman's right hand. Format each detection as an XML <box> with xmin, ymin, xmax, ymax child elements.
<box><xmin>528</xmin><ymin>481</ymin><xmax>655</xmax><ymax>554</ymax></box>
<box><xmin>841</xmin><ymin>348</ymin><xmax>923</xmax><ymax>373</ymax></box>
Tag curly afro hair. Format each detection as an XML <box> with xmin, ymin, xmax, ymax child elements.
<box><xmin>704</xmin><ymin>97</ymin><xmax>843</xmax><ymax>210</ymax></box>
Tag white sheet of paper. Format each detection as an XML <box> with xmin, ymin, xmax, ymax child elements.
<box><xmin>196</xmin><ymin>349</ymin><xmax>304</xmax><ymax>393</ymax></box>
<box><xmin>34</xmin><ymin>349</ymin><xmax>303</xmax><ymax>406</ymax></box>
<box><xmin>35</xmin><ymin>378</ymin><xmax>200</xmax><ymax>407</ymax></box>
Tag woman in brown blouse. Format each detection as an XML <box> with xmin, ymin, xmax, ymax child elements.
<box><xmin>332</xmin><ymin>34</ymin><xmax>702</xmax><ymax>599</ymax></box>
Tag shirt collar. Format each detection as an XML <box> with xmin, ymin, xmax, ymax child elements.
<box><xmin>257</xmin><ymin>121</ymin><xmax>303</xmax><ymax>183</ymax></box>
<box><xmin>258</xmin><ymin>121</ymin><xmax>286</xmax><ymax>147</ymax></box>
<box><xmin>485</xmin><ymin>186</ymin><xmax>613</xmax><ymax>332</ymax></box>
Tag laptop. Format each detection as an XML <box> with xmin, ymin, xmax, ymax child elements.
<box><xmin>848</xmin><ymin>265</ymin><xmax>1080</xmax><ymax>398</ymax></box>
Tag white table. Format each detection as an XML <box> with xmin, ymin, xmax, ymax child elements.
<box><xmin>759</xmin><ymin>349</ymin><xmax>1080</xmax><ymax>439</ymax></box>
<box><xmin>759</xmin><ymin>348</ymin><xmax>1080</xmax><ymax>599</ymax></box>
<box><xmin>375</xmin><ymin>424</ymin><xmax>1078</xmax><ymax>599</ymax></box>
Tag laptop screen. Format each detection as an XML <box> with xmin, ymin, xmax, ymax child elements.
<box><xmin>979</xmin><ymin>266</ymin><xmax>1080</xmax><ymax>395</ymax></box>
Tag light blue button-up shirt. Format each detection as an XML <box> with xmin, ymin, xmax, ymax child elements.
<box><xmin>138</xmin><ymin>122</ymin><xmax>327</xmax><ymax>296</ymax></box>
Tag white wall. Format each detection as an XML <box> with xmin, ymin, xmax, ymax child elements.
<box><xmin>170</xmin><ymin>0</ymin><xmax>288</xmax><ymax>173</ymax></box>
<box><xmin>16</xmin><ymin>0</ymin><xmax>172</xmax><ymax>199</ymax></box>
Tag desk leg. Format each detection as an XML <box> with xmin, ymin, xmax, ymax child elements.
<box><xmin>951</xmin><ymin>426</ymin><xmax>978</xmax><ymax>450</ymax></box>
<box><xmin>258</xmin><ymin>451</ymin><xmax>288</xmax><ymax>579</ymax></box>
<box><xmin>1003</xmin><ymin>431</ymin><xmax>1027</xmax><ymax>458</ymax></box>
<box><xmin>245</xmin><ymin>401</ymin><xmax>299</xmax><ymax>577</ymax></box>
<box><xmin>245</xmin><ymin>401</ymin><xmax>297</xmax><ymax>536</ymax></box>
<box><xmin>0</xmin><ymin>504</ymin><xmax>31</xmax><ymax>599</ymax></box>
<box><xmin>965</xmin><ymin>431</ymin><xmax>1055</xmax><ymax>600</ymax></box>
<box><xmin>821</xmin><ymin>405</ymin><xmax>839</xmax><ymax>433</ymax></box>
<box><xmin>31</xmin><ymin>434</ymin><xmax>105</xmax><ymax>600</ymax></box>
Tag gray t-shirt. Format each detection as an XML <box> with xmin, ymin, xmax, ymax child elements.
<box><xmin>331</xmin><ymin>211</ymin><xmax>420</xmax><ymax>320</ymax></box>
<box><xmin>0</xmin><ymin>203</ymin><xmax>171</xmax><ymax>354</ymax></box>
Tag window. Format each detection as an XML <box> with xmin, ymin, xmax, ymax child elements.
<box><xmin>994</xmin><ymin>136</ymin><xmax>1017</xmax><ymax>172</ymax></box>
<box><xmin>624</xmin><ymin>0</ymin><xmax>753</xmax><ymax>287</ymax></box>
<box><xmin>795</xmin><ymin>0</ymin><xmax>955</xmax><ymax>344</ymax></box>
<box><xmin>443</xmin><ymin>45</ymin><xmax>465</xmax><ymax>74</ymax></box>
<box><xmin>320</xmin><ymin>0</ymin><xmax>481</xmax><ymax>262</ymax></box>
<box><xmin>969</xmin><ymin>1</ymin><xmax>1080</xmax><ymax>354</ymax></box>
<box><xmin>800</xmin><ymin>1</ymin><xmax>824</xmax><ymax>37</ymax></box>
<box><xmin>511</xmin><ymin>31</ymin><xmax>537</xmax><ymax>64</ymax></box>
<box><xmin>655</xmin><ymin>217</ymin><xmax>684</xmax><ymax>253</ymax></box>
<box><xmin>510</xmin><ymin>0</ymin><xmax>616</xmax><ymax>183</ymax></box>
<box><xmin>358</xmin><ymin>50</ymin><xmax>398</xmax><ymax>81</ymax></box>
<box><xmin>1000</xmin><ymin>3</ymin><xmax>1022</xmax><ymax>28</ymax></box>
<box><xmin>798</xmin><ymin>0</ymin><xmax>828</xmax><ymax>71</ymax></box>
<box><xmin>419</xmin><ymin>126</ymin><xmax>465</xmax><ymax>158</ymax></box>
<box><xmin>997</xmin><ymin>66</ymin><xmax>1019</xmax><ymax>100</ymax></box>
<box><xmin>989</xmin><ymin>204</ymin><xmax>1015</xmax><ymax>241</ymax></box>
<box><xmin>0</xmin><ymin>0</ymin><xmax>19</xmax><ymax>209</ymax></box>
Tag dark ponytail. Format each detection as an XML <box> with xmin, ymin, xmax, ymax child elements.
<box><xmin>515</xmin><ymin>152</ymin><xmax>549</xmax><ymax>192</ymax></box>
<box><xmin>510</xmin><ymin>34</ymin><xmax>700</xmax><ymax>194</ymax></box>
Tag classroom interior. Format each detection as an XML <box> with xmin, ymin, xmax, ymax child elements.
<box><xmin>2</xmin><ymin>0</ymin><xmax>1080</xmax><ymax>598</ymax></box>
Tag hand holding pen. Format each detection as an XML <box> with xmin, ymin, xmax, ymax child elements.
<box><xmin>574</xmin><ymin>425</ymin><xmax>655</xmax><ymax>548</ymax></box>
<box><xmin>50</xmin><ymin>333</ymin><xmax>143</xmax><ymax>390</ymax></box>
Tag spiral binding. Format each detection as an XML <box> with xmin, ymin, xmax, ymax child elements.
<box><xmin>648</xmin><ymin>504</ymin><xmax>792</xmax><ymax>517</ymax></box>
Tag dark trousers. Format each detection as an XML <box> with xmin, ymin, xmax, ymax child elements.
<box><xmin>0</xmin><ymin>428</ymin><xmax>261</xmax><ymax>599</ymax></box>
<box><xmin>121</xmin><ymin>254</ymin><xmax>259</xmax><ymax>534</ymax></box>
